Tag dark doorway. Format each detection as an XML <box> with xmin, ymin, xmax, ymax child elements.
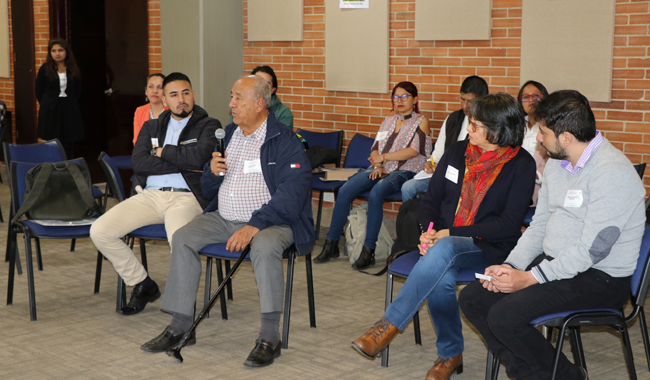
<box><xmin>50</xmin><ymin>0</ymin><xmax>149</xmax><ymax>180</ymax></box>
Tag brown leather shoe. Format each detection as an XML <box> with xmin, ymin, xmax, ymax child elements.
<box><xmin>351</xmin><ymin>317</ymin><xmax>399</xmax><ymax>359</ymax></box>
<box><xmin>425</xmin><ymin>354</ymin><xmax>463</xmax><ymax>380</ymax></box>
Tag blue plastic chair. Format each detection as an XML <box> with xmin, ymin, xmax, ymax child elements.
<box><xmin>296</xmin><ymin>129</ymin><xmax>343</xmax><ymax>240</ymax></box>
<box><xmin>6</xmin><ymin>159</ymin><xmax>103</xmax><ymax>321</ymax></box>
<box><xmin>98</xmin><ymin>152</ymin><xmax>167</xmax><ymax>311</ymax></box>
<box><xmin>381</xmin><ymin>250</ymin><xmax>488</xmax><ymax>367</ymax></box>
<box><xmin>486</xmin><ymin>225</ymin><xmax>650</xmax><ymax>380</ymax></box>
<box><xmin>199</xmin><ymin>242</ymin><xmax>316</xmax><ymax>350</ymax></box>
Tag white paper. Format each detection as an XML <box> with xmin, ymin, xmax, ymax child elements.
<box><xmin>244</xmin><ymin>159</ymin><xmax>262</xmax><ymax>174</ymax></box>
<box><xmin>564</xmin><ymin>189</ymin><xmax>583</xmax><ymax>208</ymax></box>
<box><xmin>376</xmin><ymin>131</ymin><xmax>388</xmax><ymax>141</ymax></box>
<box><xmin>340</xmin><ymin>0</ymin><xmax>369</xmax><ymax>9</ymax></box>
<box><xmin>445</xmin><ymin>165</ymin><xmax>459</xmax><ymax>184</ymax></box>
<box><xmin>413</xmin><ymin>170</ymin><xmax>433</xmax><ymax>180</ymax></box>
<box><xmin>475</xmin><ymin>273</ymin><xmax>497</xmax><ymax>282</ymax></box>
<box><xmin>32</xmin><ymin>218</ymin><xmax>97</xmax><ymax>226</ymax></box>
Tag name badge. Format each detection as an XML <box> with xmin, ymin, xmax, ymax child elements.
<box><xmin>445</xmin><ymin>165</ymin><xmax>459</xmax><ymax>184</ymax></box>
<box><xmin>527</xmin><ymin>137</ymin><xmax>537</xmax><ymax>148</ymax></box>
<box><xmin>151</xmin><ymin>138</ymin><xmax>159</xmax><ymax>148</ymax></box>
<box><xmin>244</xmin><ymin>159</ymin><xmax>262</xmax><ymax>174</ymax></box>
<box><xmin>376</xmin><ymin>131</ymin><xmax>389</xmax><ymax>141</ymax></box>
<box><xmin>564</xmin><ymin>189</ymin><xmax>583</xmax><ymax>208</ymax></box>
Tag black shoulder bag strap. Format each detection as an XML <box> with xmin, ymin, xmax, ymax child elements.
<box><xmin>65</xmin><ymin>163</ymin><xmax>101</xmax><ymax>215</ymax></box>
<box><xmin>11</xmin><ymin>164</ymin><xmax>55</xmax><ymax>225</ymax></box>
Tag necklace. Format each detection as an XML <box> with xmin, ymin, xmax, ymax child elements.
<box><xmin>398</xmin><ymin>113</ymin><xmax>414</xmax><ymax>121</ymax></box>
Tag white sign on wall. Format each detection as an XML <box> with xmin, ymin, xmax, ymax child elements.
<box><xmin>340</xmin><ymin>0</ymin><xmax>369</xmax><ymax>9</ymax></box>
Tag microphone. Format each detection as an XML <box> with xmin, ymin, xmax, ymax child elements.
<box><xmin>215</xmin><ymin>128</ymin><xmax>226</xmax><ymax>176</ymax></box>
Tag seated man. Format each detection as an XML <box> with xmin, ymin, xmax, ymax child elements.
<box><xmin>401</xmin><ymin>75</ymin><xmax>488</xmax><ymax>201</ymax></box>
<box><xmin>141</xmin><ymin>75</ymin><xmax>315</xmax><ymax>367</ymax></box>
<box><xmin>90</xmin><ymin>72</ymin><xmax>219</xmax><ymax>315</ymax></box>
<box><xmin>458</xmin><ymin>90</ymin><xmax>646</xmax><ymax>380</ymax></box>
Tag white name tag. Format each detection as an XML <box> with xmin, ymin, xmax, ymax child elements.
<box><xmin>527</xmin><ymin>137</ymin><xmax>537</xmax><ymax>147</ymax></box>
<box><xmin>376</xmin><ymin>131</ymin><xmax>389</xmax><ymax>141</ymax></box>
<box><xmin>564</xmin><ymin>189</ymin><xmax>583</xmax><ymax>208</ymax></box>
<box><xmin>244</xmin><ymin>159</ymin><xmax>262</xmax><ymax>174</ymax></box>
<box><xmin>151</xmin><ymin>138</ymin><xmax>159</xmax><ymax>148</ymax></box>
<box><xmin>445</xmin><ymin>165</ymin><xmax>459</xmax><ymax>184</ymax></box>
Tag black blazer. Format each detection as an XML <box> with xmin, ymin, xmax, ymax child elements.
<box><xmin>35</xmin><ymin>64</ymin><xmax>84</xmax><ymax>142</ymax></box>
<box><xmin>418</xmin><ymin>140</ymin><xmax>536</xmax><ymax>264</ymax></box>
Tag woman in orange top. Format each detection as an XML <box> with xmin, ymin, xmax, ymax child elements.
<box><xmin>133</xmin><ymin>73</ymin><xmax>166</xmax><ymax>145</ymax></box>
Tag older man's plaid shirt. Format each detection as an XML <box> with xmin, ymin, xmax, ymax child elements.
<box><xmin>218</xmin><ymin>119</ymin><xmax>272</xmax><ymax>222</ymax></box>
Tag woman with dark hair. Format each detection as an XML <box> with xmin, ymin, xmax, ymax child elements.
<box><xmin>518</xmin><ymin>80</ymin><xmax>549</xmax><ymax>204</ymax></box>
<box><xmin>351</xmin><ymin>93</ymin><xmax>536</xmax><ymax>380</ymax></box>
<box><xmin>229</xmin><ymin>65</ymin><xmax>294</xmax><ymax>128</ymax></box>
<box><xmin>315</xmin><ymin>81</ymin><xmax>431</xmax><ymax>270</ymax></box>
<box><xmin>133</xmin><ymin>73</ymin><xmax>167</xmax><ymax>145</ymax></box>
<box><xmin>36</xmin><ymin>38</ymin><xmax>83</xmax><ymax>155</ymax></box>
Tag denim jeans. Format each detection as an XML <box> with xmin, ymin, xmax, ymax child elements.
<box><xmin>400</xmin><ymin>178</ymin><xmax>430</xmax><ymax>202</ymax></box>
<box><xmin>326</xmin><ymin>168</ymin><xmax>414</xmax><ymax>248</ymax></box>
<box><xmin>383</xmin><ymin>236</ymin><xmax>489</xmax><ymax>358</ymax></box>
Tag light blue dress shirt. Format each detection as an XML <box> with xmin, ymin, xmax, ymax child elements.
<box><xmin>145</xmin><ymin>116</ymin><xmax>191</xmax><ymax>190</ymax></box>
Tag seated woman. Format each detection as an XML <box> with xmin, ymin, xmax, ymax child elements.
<box><xmin>351</xmin><ymin>93</ymin><xmax>536</xmax><ymax>380</ymax></box>
<box><xmin>133</xmin><ymin>73</ymin><xmax>166</xmax><ymax>145</ymax></box>
<box><xmin>518</xmin><ymin>80</ymin><xmax>549</xmax><ymax>205</ymax></box>
<box><xmin>231</xmin><ymin>65</ymin><xmax>294</xmax><ymax>128</ymax></box>
<box><xmin>315</xmin><ymin>81</ymin><xmax>431</xmax><ymax>270</ymax></box>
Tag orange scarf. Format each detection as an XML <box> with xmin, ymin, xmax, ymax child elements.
<box><xmin>453</xmin><ymin>143</ymin><xmax>519</xmax><ymax>227</ymax></box>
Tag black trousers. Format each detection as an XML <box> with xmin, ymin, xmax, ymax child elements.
<box><xmin>458</xmin><ymin>268</ymin><xmax>630</xmax><ymax>380</ymax></box>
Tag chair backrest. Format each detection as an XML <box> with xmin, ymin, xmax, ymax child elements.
<box><xmin>98</xmin><ymin>152</ymin><xmax>126</xmax><ymax>202</ymax></box>
<box><xmin>631</xmin><ymin>225</ymin><xmax>650</xmax><ymax>305</ymax></box>
<box><xmin>297</xmin><ymin>128</ymin><xmax>344</xmax><ymax>167</ymax></box>
<box><xmin>4</xmin><ymin>139</ymin><xmax>67</xmax><ymax>167</ymax></box>
<box><xmin>343</xmin><ymin>133</ymin><xmax>374</xmax><ymax>169</ymax></box>
<box><xmin>634</xmin><ymin>163</ymin><xmax>646</xmax><ymax>180</ymax></box>
<box><xmin>10</xmin><ymin>158</ymin><xmax>87</xmax><ymax>210</ymax></box>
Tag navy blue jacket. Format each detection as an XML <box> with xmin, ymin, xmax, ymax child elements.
<box><xmin>202</xmin><ymin>112</ymin><xmax>315</xmax><ymax>256</ymax></box>
<box><xmin>418</xmin><ymin>140</ymin><xmax>536</xmax><ymax>265</ymax></box>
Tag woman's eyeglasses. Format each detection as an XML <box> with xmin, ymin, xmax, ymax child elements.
<box><xmin>520</xmin><ymin>93</ymin><xmax>543</xmax><ymax>103</ymax></box>
<box><xmin>392</xmin><ymin>94</ymin><xmax>412</xmax><ymax>102</ymax></box>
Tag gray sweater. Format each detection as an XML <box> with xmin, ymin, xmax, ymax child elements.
<box><xmin>505</xmin><ymin>138</ymin><xmax>646</xmax><ymax>282</ymax></box>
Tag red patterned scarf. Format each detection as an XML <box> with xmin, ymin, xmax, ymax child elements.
<box><xmin>453</xmin><ymin>143</ymin><xmax>520</xmax><ymax>227</ymax></box>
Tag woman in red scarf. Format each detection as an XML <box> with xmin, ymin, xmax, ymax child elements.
<box><xmin>351</xmin><ymin>93</ymin><xmax>536</xmax><ymax>380</ymax></box>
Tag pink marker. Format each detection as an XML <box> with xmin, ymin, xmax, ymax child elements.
<box><xmin>422</xmin><ymin>222</ymin><xmax>434</xmax><ymax>250</ymax></box>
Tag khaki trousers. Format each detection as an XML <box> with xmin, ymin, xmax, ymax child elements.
<box><xmin>90</xmin><ymin>189</ymin><xmax>202</xmax><ymax>285</ymax></box>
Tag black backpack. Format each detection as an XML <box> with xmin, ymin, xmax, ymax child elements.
<box><xmin>12</xmin><ymin>162</ymin><xmax>101</xmax><ymax>224</ymax></box>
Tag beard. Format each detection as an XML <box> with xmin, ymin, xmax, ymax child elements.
<box><xmin>541</xmin><ymin>140</ymin><xmax>569</xmax><ymax>160</ymax></box>
<box><xmin>171</xmin><ymin>105</ymin><xmax>192</xmax><ymax>119</ymax></box>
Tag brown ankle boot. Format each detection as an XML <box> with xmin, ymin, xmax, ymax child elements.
<box><xmin>351</xmin><ymin>317</ymin><xmax>399</xmax><ymax>359</ymax></box>
<box><xmin>425</xmin><ymin>354</ymin><xmax>463</xmax><ymax>380</ymax></box>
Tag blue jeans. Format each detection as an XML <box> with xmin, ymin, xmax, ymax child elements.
<box><xmin>401</xmin><ymin>178</ymin><xmax>430</xmax><ymax>202</ymax></box>
<box><xmin>383</xmin><ymin>236</ymin><xmax>489</xmax><ymax>358</ymax></box>
<box><xmin>326</xmin><ymin>168</ymin><xmax>414</xmax><ymax>248</ymax></box>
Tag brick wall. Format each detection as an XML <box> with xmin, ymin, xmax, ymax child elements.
<box><xmin>148</xmin><ymin>0</ymin><xmax>161</xmax><ymax>74</ymax></box>
<box><xmin>240</xmin><ymin>0</ymin><xmax>650</xmax><ymax>216</ymax></box>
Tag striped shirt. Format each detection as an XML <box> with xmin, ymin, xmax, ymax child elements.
<box><xmin>218</xmin><ymin>119</ymin><xmax>272</xmax><ymax>222</ymax></box>
<box><xmin>560</xmin><ymin>131</ymin><xmax>603</xmax><ymax>175</ymax></box>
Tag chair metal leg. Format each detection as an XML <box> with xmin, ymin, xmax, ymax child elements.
<box><xmin>551</xmin><ymin>324</ymin><xmax>568</xmax><ymax>380</ymax></box>
<box><xmin>485</xmin><ymin>349</ymin><xmax>501</xmax><ymax>380</ymax></box>
<box><xmin>5</xmin><ymin>207</ymin><xmax>13</xmax><ymax>262</ymax></box>
<box><xmin>305</xmin><ymin>253</ymin><xmax>316</xmax><ymax>328</ymax></box>
<box><xmin>204</xmin><ymin>257</ymin><xmax>212</xmax><ymax>319</ymax></box>
<box><xmin>569</xmin><ymin>327</ymin><xmax>586</xmax><ymax>370</ymax></box>
<box><xmin>225</xmin><ymin>260</ymin><xmax>233</xmax><ymax>300</ymax></box>
<box><xmin>0</xmin><ymin>203</ymin><xmax>4</xmax><ymax>223</ymax></box>
<box><xmin>24</xmin><ymin>231</ymin><xmax>37</xmax><ymax>321</ymax></box>
<box><xmin>94</xmin><ymin>251</ymin><xmax>103</xmax><ymax>293</ymax></box>
<box><xmin>129</xmin><ymin>236</ymin><xmax>135</xmax><ymax>249</ymax></box>
<box><xmin>315</xmin><ymin>191</ymin><xmax>324</xmax><ymax>241</ymax></box>
<box><xmin>413</xmin><ymin>310</ymin><xmax>422</xmax><ymax>346</ymax></box>
<box><xmin>7</xmin><ymin>230</ymin><xmax>16</xmax><ymax>305</ymax></box>
<box><xmin>116</xmin><ymin>276</ymin><xmax>126</xmax><ymax>312</ymax></box>
<box><xmin>15</xmin><ymin>233</ymin><xmax>22</xmax><ymax>275</ymax></box>
<box><xmin>35</xmin><ymin>238</ymin><xmax>43</xmax><ymax>271</ymax></box>
<box><xmin>638</xmin><ymin>307</ymin><xmax>650</xmax><ymax>372</ymax></box>
<box><xmin>139</xmin><ymin>239</ymin><xmax>148</xmax><ymax>271</ymax></box>
<box><xmin>381</xmin><ymin>272</ymin><xmax>394</xmax><ymax>368</ymax></box>
<box><xmin>70</xmin><ymin>238</ymin><xmax>76</xmax><ymax>252</ymax></box>
<box><xmin>215</xmin><ymin>259</ymin><xmax>228</xmax><ymax>320</ymax></box>
<box><xmin>281</xmin><ymin>250</ymin><xmax>296</xmax><ymax>350</ymax></box>
<box><xmin>621</xmin><ymin>321</ymin><xmax>637</xmax><ymax>380</ymax></box>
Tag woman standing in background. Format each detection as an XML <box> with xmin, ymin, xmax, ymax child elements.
<box><xmin>36</xmin><ymin>38</ymin><xmax>83</xmax><ymax>156</ymax></box>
